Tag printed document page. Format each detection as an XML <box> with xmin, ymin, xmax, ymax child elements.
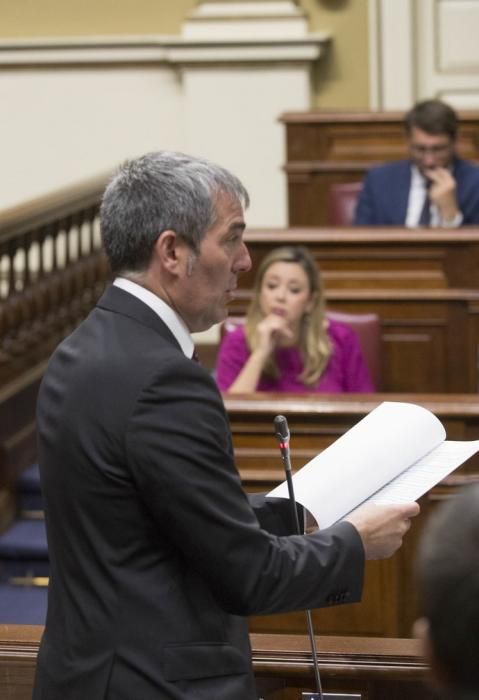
<box><xmin>368</xmin><ymin>440</ymin><xmax>479</xmax><ymax>506</ymax></box>
<box><xmin>267</xmin><ymin>402</ymin><xmax>478</xmax><ymax>529</ymax></box>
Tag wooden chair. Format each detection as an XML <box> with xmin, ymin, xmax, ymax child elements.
<box><xmin>326</xmin><ymin>309</ymin><xmax>381</xmax><ymax>389</ymax></box>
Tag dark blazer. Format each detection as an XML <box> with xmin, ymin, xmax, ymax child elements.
<box><xmin>354</xmin><ymin>157</ymin><xmax>479</xmax><ymax>226</ymax></box>
<box><xmin>33</xmin><ymin>285</ymin><xmax>364</xmax><ymax>700</ymax></box>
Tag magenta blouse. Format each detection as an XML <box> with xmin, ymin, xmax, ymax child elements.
<box><xmin>215</xmin><ymin>320</ymin><xmax>374</xmax><ymax>393</ymax></box>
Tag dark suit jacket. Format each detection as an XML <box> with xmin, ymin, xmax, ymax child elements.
<box><xmin>33</xmin><ymin>285</ymin><xmax>364</xmax><ymax>700</ymax></box>
<box><xmin>354</xmin><ymin>157</ymin><xmax>479</xmax><ymax>226</ymax></box>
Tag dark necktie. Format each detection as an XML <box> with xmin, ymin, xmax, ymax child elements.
<box><xmin>418</xmin><ymin>182</ymin><xmax>431</xmax><ymax>227</ymax></box>
<box><xmin>191</xmin><ymin>348</ymin><xmax>200</xmax><ymax>364</ymax></box>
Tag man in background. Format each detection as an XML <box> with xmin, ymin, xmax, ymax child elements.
<box><xmin>415</xmin><ymin>484</ymin><xmax>479</xmax><ymax>699</ymax></box>
<box><xmin>354</xmin><ymin>99</ymin><xmax>479</xmax><ymax>227</ymax></box>
<box><xmin>33</xmin><ymin>150</ymin><xmax>419</xmax><ymax>700</ymax></box>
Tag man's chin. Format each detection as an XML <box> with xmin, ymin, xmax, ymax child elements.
<box><xmin>190</xmin><ymin>309</ymin><xmax>227</xmax><ymax>334</ymax></box>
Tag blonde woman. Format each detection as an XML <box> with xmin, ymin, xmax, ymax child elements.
<box><xmin>216</xmin><ymin>246</ymin><xmax>374</xmax><ymax>393</ymax></box>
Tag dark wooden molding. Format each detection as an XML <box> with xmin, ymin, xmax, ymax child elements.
<box><xmin>0</xmin><ymin>625</ymin><xmax>432</xmax><ymax>700</ymax></box>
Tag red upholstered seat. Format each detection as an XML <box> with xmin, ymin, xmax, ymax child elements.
<box><xmin>325</xmin><ymin>310</ymin><xmax>381</xmax><ymax>390</ymax></box>
<box><xmin>223</xmin><ymin>310</ymin><xmax>382</xmax><ymax>390</ymax></box>
<box><xmin>327</xmin><ymin>181</ymin><xmax>363</xmax><ymax>226</ymax></box>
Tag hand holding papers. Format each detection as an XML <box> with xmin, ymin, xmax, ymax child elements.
<box><xmin>268</xmin><ymin>402</ymin><xmax>479</xmax><ymax>531</ymax></box>
<box><xmin>345</xmin><ymin>501</ymin><xmax>419</xmax><ymax>559</ymax></box>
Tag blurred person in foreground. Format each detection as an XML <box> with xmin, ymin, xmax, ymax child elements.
<box><xmin>354</xmin><ymin>99</ymin><xmax>479</xmax><ymax>227</ymax></box>
<box><xmin>33</xmin><ymin>150</ymin><xmax>418</xmax><ymax>700</ymax></box>
<box><xmin>216</xmin><ymin>245</ymin><xmax>374</xmax><ymax>393</ymax></box>
<box><xmin>414</xmin><ymin>483</ymin><xmax>479</xmax><ymax>700</ymax></box>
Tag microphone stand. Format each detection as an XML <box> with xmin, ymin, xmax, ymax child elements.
<box><xmin>273</xmin><ymin>415</ymin><xmax>362</xmax><ymax>700</ymax></box>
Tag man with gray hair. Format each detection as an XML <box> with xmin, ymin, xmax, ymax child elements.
<box><xmin>415</xmin><ymin>484</ymin><xmax>479</xmax><ymax>699</ymax></box>
<box><xmin>33</xmin><ymin>150</ymin><xmax>418</xmax><ymax>700</ymax></box>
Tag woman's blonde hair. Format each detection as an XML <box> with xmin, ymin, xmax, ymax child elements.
<box><xmin>245</xmin><ymin>246</ymin><xmax>332</xmax><ymax>386</ymax></box>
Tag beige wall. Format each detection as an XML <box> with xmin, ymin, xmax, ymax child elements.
<box><xmin>300</xmin><ymin>0</ymin><xmax>370</xmax><ymax>109</ymax></box>
<box><xmin>0</xmin><ymin>0</ymin><xmax>195</xmax><ymax>37</ymax></box>
<box><xmin>0</xmin><ymin>0</ymin><xmax>370</xmax><ymax>110</ymax></box>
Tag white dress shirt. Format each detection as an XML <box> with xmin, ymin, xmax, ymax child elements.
<box><xmin>113</xmin><ymin>277</ymin><xmax>195</xmax><ymax>359</ymax></box>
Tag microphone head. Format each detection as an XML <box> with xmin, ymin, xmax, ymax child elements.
<box><xmin>274</xmin><ymin>414</ymin><xmax>290</xmax><ymax>443</ymax></box>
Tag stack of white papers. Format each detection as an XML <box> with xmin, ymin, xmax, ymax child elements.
<box><xmin>268</xmin><ymin>402</ymin><xmax>479</xmax><ymax>529</ymax></box>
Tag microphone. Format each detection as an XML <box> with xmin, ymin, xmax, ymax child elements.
<box><xmin>273</xmin><ymin>415</ymin><xmax>323</xmax><ymax>699</ymax></box>
<box><xmin>274</xmin><ymin>414</ymin><xmax>290</xmax><ymax>446</ymax></box>
<box><xmin>273</xmin><ymin>417</ymin><xmax>364</xmax><ymax>700</ymax></box>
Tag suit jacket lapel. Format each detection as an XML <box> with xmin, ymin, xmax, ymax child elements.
<box><xmin>96</xmin><ymin>284</ymin><xmax>182</xmax><ymax>352</ymax></box>
<box><xmin>395</xmin><ymin>162</ymin><xmax>412</xmax><ymax>225</ymax></box>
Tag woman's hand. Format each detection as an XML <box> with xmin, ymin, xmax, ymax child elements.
<box><xmin>255</xmin><ymin>314</ymin><xmax>294</xmax><ymax>358</ymax></box>
<box><xmin>225</xmin><ymin>314</ymin><xmax>294</xmax><ymax>394</ymax></box>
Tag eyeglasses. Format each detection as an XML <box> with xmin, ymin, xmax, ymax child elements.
<box><xmin>410</xmin><ymin>143</ymin><xmax>452</xmax><ymax>156</ymax></box>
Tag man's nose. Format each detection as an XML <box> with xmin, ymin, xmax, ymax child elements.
<box><xmin>422</xmin><ymin>152</ymin><xmax>437</xmax><ymax>168</ymax></box>
<box><xmin>235</xmin><ymin>241</ymin><xmax>251</xmax><ymax>273</ymax></box>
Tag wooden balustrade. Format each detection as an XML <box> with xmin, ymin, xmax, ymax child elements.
<box><xmin>0</xmin><ymin>625</ymin><xmax>432</xmax><ymax>700</ymax></box>
<box><xmin>0</xmin><ymin>173</ymin><xmax>112</xmax><ymax>383</ymax></box>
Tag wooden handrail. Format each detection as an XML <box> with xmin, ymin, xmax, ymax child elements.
<box><xmin>0</xmin><ymin>625</ymin><xmax>430</xmax><ymax>700</ymax></box>
<box><xmin>244</xmin><ymin>226</ymin><xmax>479</xmax><ymax>242</ymax></box>
<box><xmin>0</xmin><ymin>171</ymin><xmax>111</xmax><ymax>243</ymax></box>
<box><xmin>0</xmin><ymin>173</ymin><xmax>112</xmax><ymax>383</ymax></box>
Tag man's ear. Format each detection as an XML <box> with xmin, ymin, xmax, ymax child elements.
<box><xmin>153</xmin><ymin>230</ymin><xmax>184</xmax><ymax>274</ymax></box>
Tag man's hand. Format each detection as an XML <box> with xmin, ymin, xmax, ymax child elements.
<box><xmin>425</xmin><ymin>167</ymin><xmax>459</xmax><ymax>223</ymax></box>
<box><xmin>345</xmin><ymin>501</ymin><xmax>420</xmax><ymax>560</ymax></box>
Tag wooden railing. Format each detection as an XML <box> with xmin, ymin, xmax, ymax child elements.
<box><xmin>0</xmin><ymin>625</ymin><xmax>432</xmax><ymax>700</ymax></box>
<box><xmin>0</xmin><ymin>173</ymin><xmax>112</xmax><ymax>383</ymax></box>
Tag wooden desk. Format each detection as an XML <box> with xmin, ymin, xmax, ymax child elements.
<box><xmin>225</xmin><ymin>392</ymin><xmax>479</xmax><ymax>638</ymax></box>
<box><xmin>243</xmin><ymin>228</ymin><xmax>479</xmax><ymax>290</ymax></box>
<box><xmin>225</xmin><ymin>393</ymin><xmax>479</xmax><ymax>484</ymax></box>
<box><xmin>280</xmin><ymin>110</ymin><xmax>479</xmax><ymax>226</ymax></box>
<box><xmin>0</xmin><ymin>625</ymin><xmax>432</xmax><ymax>700</ymax></box>
<box><xmin>253</xmin><ymin>633</ymin><xmax>431</xmax><ymax>699</ymax></box>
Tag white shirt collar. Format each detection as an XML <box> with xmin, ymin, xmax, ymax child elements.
<box><xmin>113</xmin><ymin>277</ymin><xmax>195</xmax><ymax>359</ymax></box>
